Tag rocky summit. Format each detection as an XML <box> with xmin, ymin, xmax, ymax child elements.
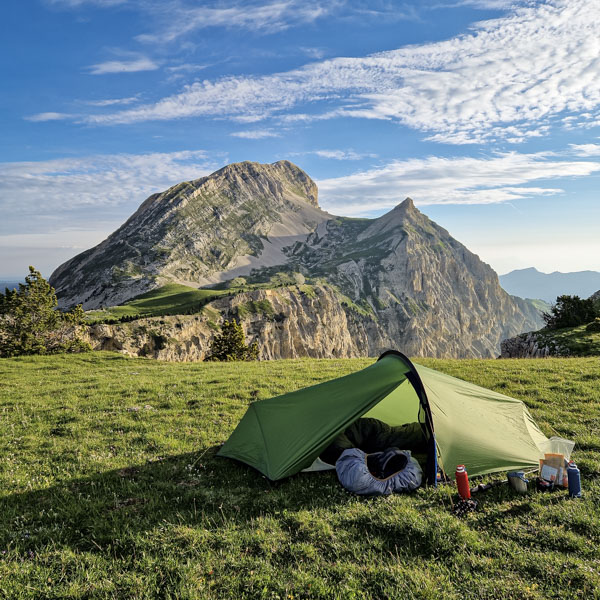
<box><xmin>50</xmin><ymin>160</ymin><xmax>329</xmax><ymax>309</ymax></box>
<box><xmin>51</xmin><ymin>160</ymin><xmax>544</xmax><ymax>359</ymax></box>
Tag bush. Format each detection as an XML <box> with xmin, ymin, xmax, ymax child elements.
<box><xmin>0</xmin><ymin>266</ymin><xmax>90</xmax><ymax>357</ymax></box>
<box><xmin>205</xmin><ymin>320</ymin><xmax>259</xmax><ymax>361</ymax></box>
<box><xmin>586</xmin><ymin>318</ymin><xmax>600</xmax><ymax>333</ymax></box>
<box><xmin>542</xmin><ymin>295</ymin><xmax>598</xmax><ymax>330</ymax></box>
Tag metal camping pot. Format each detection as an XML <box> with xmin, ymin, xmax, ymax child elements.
<box><xmin>507</xmin><ymin>471</ymin><xmax>528</xmax><ymax>494</ymax></box>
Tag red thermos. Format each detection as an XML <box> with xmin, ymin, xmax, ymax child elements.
<box><xmin>455</xmin><ymin>465</ymin><xmax>471</xmax><ymax>499</ymax></box>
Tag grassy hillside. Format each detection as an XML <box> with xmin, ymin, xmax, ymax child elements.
<box><xmin>0</xmin><ymin>354</ymin><xmax>599</xmax><ymax>599</ymax></box>
<box><xmin>84</xmin><ymin>276</ymin><xmax>307</xmax><ymax>323</ymax></box>
<box><xmin>525</xmin><ymin>298</ymin><xmax>552</xmax><ymax>315</ymax></box>
<box><xmin>534</xmin><ymin>323</ymin><xmax>600</xmax><ymax>357</ymax></box>
<box><xmin>85</xmin><ymin>284</ymin><xmax>228</xmax><ymax>322</ymax></box>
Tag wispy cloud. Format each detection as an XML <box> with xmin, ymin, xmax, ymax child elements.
<box><xmin>346</xmin><ymin>1</ymin><xmax>421</xmax><ymax>22</ymax></box>
<box><xmin>24</xmin><ymin>112</ymin><xmax>73</xmax><ymax>122</ymax></box>
<box><xmin>87</xmin><ymin>55</ymin><xmax>159</xmax><ymax>75</ymax></box>
<box><xmin>83</xmin><ymin>0</ymin><xmax>600</xmax><ymax>145</ymax></box>
<box><xmin>437</xmin><ymin>0</ymin><xmax>520</xmax><ymax>8</ymax></box>
<box><xmin>48</xmin><ymin>0</ymin><xmax>336</xmax><ymax>44</ymax></box>
<box><xmin>84</xmin><ymin>96</ymin><xmax>139</xmax><ymax>106</ymax></box>
<box><xmin>316</xmin><ymin>151</ymin><xmax>600</xmax><ymax>215</ymax></box>
<box><xmin>299</xmin><ymin>47</ymin><xmax>326</xmax><ymax>59</ymax></box>
<box><xmin>569</xmin><ymin>143</ymin><xmax>600</xmax><ymax>157</ymax></box>
<box><xmin>166</xmin><ymin>63</ymin><xmax>208</xmax><ymax>73</ymax></box>
<box><xmin>0</xmin><ymin>150</ymin><xmax>224</xmax><ymax>236</ymax></box>
<box><xmin>294</xmin><ymin>149</ymin><xmax>378</xmax><ymax>160</ymax></box>
<box><xmin>230</xmin><ymin>129</ymin><xmax>280</xmax><ymax>139</ymax></box>
<box><xmin>135</xmin><ymin>1</ymin><xmax>333</xmax><ymax>44</ymax></box>
<box><xmin>46</xmin><ymin>0</ymin><xmax>128</xmax><ymax>5</ymax></box>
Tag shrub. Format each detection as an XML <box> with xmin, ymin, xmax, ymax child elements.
<box><xmin>205</xmin><ymin>320</ymin><xmax>258</xmax><ymax>361</ymax></box>
<box><xmin>586</xmin><ymin>318</ymin><xmax>600</xmax><ymax>333</ymax></box>
<box><xmin>542</xmin><ymin>295</ymin><xmax>598</xmax><ymax>330</ymax></box>
<box><xmin>0</xmin><ymin>266</ymin><xmax>90</xmax><ymax>357</ymax></box>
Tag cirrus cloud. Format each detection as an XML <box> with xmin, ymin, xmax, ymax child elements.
<box><xmin>230</xmin><ymin>129</ymin><xmax>280</xmax><ymax>139</ymax></box>
<box><xmin>80</xmin><ymin>0</ymin><xmax>600</xmax><ymax>145</ymax></box>
<box><xmin>0</xmin><ymin>150</ymin><xmax>224</xmax><ymax>236</ymax></box>
<box><xmin>88</xmin><ymin>55</ymin><xmax>160</xmax><ymax>75</ymax></box>
<box><xmin>24</xmin><ymin>112</ymin><xmax>73</xmax><ymax>122</ymax></box>
<box><xmin>316</xmin><ymin>151</ymin><xmax>600</xmax><ymax>215</ymax></box>
<box><xmin>136</xmin><ymin>1</ymin><xmax>334</xmax><ymax>43</ymax></box>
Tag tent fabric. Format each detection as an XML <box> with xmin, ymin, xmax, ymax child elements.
<box><xmin>217</xmin><ymin>355</ymin><xmax>414</xmax><ymax>481</ymax></box>
<box><xmin>217</xmin><ymin>351</ymin><xmax>549</xmax><ymax>482</ymax></box>
<box><xmin>414</xmin><ymin>362</ymin><xmax>549</xmax><ymax>477</ymax></box>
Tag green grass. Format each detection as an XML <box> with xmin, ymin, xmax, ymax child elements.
<box><xmin>1</xmin><ymin>354</ymin><xmax>599</xmax><ymax>599</ymax></box>
<box><xmin>535</xmin><ymin>323</ymin><xmax>600</xmax><ymax>357</ymax></box>
<box><xmin>86</xmin><ymin>284</ymin><xmax>228</xmax><ymax>322</ymax></box>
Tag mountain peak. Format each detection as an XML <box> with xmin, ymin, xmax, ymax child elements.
<box><xmin>399</xmin><ymin>197</ymin><xmax>415</xmax><ymax>210</ymax></box>
<box><xmin>49</xmin><ymin>159</ymin><xmax>328</xmax><ymax>307</ymax></box>
<box><xmin>212</xmin><ymin>160</ymin><xmax>319</xmax><ymax>208</ymax></box>
<box><xmin>389</xmin><ymin>197</ymin><xmax>418</xmax><ymax>218</ymax></box>
<box><xmin>358</xmin><ymin>196</ymin><xmax>421</xmax><ymax>240</ymax></box>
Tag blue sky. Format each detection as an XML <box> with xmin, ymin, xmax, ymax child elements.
<box><xmin>1</xmin><ymin>0</ymin><xmax>599</xmax><ymax>278</ymax></box>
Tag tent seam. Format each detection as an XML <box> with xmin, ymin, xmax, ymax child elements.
<box><xmin>251</xmin><ymin>403</ymin><xmax>273</xmax><ymax>479</ymax></box>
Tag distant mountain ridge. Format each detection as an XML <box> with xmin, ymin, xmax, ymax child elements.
<box><xmin>50</xmin><ymin>160</ymin><xmax>543</xmax><ymax>358</ymax></box>
<box><xmin>500</xmin><ymin>267</ymin><xmax>600</xmax><ymax>303</ymax></box>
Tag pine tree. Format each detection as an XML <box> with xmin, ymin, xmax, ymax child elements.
<box><xmin>0</xmin><ymin>266</ymin><xmax>90</xmax><ymax>357</ymax></box>
<box><xmin>206</xmin><ymin>319</ymin><xmax>259</xmax><ymax>361</ymax></box>
<box><xmin>542</xmin><ymin>295</ymin><xmax>598</xmax><ymax>330</ymax></box>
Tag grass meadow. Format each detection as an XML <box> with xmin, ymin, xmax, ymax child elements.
<box><xmin>85</xmin><ymin>285</ymin><xmax>227</xmax><ymax>322</ymax></box>
<box><xmin>536</xmin><ymin>324</ymin><xmax>600</xmax><ymax>357</ymax></box>
<box><xmin>0</xmin><ymin>353</ymin><xmax>599</xmax><ymax>599</ymax></box>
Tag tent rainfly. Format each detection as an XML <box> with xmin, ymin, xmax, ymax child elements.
<box><xmin>217</xmin><ymin>350</ymin><xmax>550</xmax><ymax>484</ymax></box>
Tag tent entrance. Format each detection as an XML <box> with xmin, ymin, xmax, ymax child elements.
<box><xmin>314</xmin><ymin>367</ymin><xmax>437</xmax><ymax>483</ymax></box>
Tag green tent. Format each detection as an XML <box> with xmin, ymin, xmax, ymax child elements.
<box><xmin>217</xmin><ymin>351</ymin><xmax>549</xmax><ymax>483</ymax></box>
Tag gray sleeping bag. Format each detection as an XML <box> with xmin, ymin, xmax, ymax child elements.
<box><xmin>336</xmin><ymin>448</ymin><xmax>423</xmax><ymax>496</ymax></box>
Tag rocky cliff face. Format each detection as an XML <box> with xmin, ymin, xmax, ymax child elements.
<box><xmin>500</xmin><ymin>331</ymin><xmax>570</xmax><ymax>358</ymax></box>
<box><xmin>280</xmin><ymin>197</ymin><xmax>543</xmax><ymax>357</ymax></box>
<box><xmin>84</xmin><ymin>285</ymin><xmax>385</xmax><ymax>360</ymax></box>
<box><xmin>53</xmin><ymin>160</ymin><xmax>544</xmax><ymax>359</ymax></box>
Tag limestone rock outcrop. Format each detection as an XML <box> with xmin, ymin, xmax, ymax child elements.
<box><xmin>500</xmin><ymin>331</ymin><xmax>569</xmax><ymax>358</ymax></box>
<box><xmin>84</xmin><ymin>285</ymin><xmax>386</xmax><ymax>361</ymax></box>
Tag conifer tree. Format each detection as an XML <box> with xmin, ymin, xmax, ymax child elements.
<box><xmin>542</xmin><ymin>295</ymin><xmax>598</xmax><ymax>330</ymax></box>
<box><xmin>206</xmin><ymin>319</ymin><xmax>259</xmax><ymax>361</ymax></box>
<box><xmin>0</xmin><ymin>266</ymin><xmax>90</xmax><ymax>357</ymax></box>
